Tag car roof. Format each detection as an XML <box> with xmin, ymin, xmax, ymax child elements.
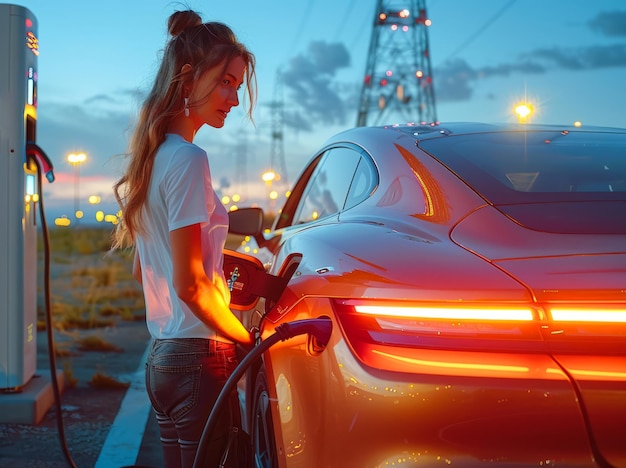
<box><xmin>344</xmin><ymin>121</ymin><xmax>624</xmax><ymax>141</ymax></box>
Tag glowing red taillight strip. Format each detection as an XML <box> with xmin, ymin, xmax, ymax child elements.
<box><xmin>354</xmin><ymin>305</ymin><xmax>534</xmax><ymax>321</ymax></box>
<box><xmin>550</xmin><ymin>309</ymin><xmax>626</xmax><ymax>323</ymax></box>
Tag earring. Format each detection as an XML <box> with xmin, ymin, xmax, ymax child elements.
<box><xmin>184</xmin><ymin>97</ymin><xmax>189</xmax><ymax>117</ymax></box>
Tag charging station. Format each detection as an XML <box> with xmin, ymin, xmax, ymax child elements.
<box><xmin>0</xmin><ymin>4</ymin><xmax>60</xmax><ymax>424</ymax></box>
<box><xmin>0</xmin><ymin>2</ymin><xmax>40</xmax><ymax>391</ymax></box>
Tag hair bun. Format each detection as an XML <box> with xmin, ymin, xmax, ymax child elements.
<box><xmin>168</xmin><ymin>10</ymin><xmax>202</xmax><ymax>37</ymax></box>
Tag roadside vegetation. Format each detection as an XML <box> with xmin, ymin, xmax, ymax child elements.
<box><xmin>37</xmin><ymin>226</ymin><xmax>145</xmax><ymax>332</ymax></box>
<box><xmin>36</xmin><ymin>226</ymin><xmax>142</xmax><ymax>388</ymax></box>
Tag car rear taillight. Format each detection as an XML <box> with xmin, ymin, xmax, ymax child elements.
<box><xmin>333</xmin><ymin>299</ymin><xmax>544</xmax><ymax>354</ymax></box>
<box><xmin>544</xmin><ymin>306</ymin><xmax>626</xmax><ymax>355</ymax></box>
<box><xmin>332</xmin><ymin>300</ymin><xmax>626</xmax><ymax>371</ymax></box>
<box><xmin>549</xmin><ymin>307</ymin><xmax>626</xmax><ymax>323</ymax></box>
<box><xmin>354</xmin><ymin>304</ymin><xmax>535</xmax><ymax>321</ymax></box>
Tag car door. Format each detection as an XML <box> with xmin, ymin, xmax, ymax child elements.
<box><xmin>264</xmin><ymin>145</ymin><xmax>368</xmax><ymax>277</ymax></box>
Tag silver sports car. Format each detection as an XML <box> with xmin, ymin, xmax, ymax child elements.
<box><xmin>225</xmin><ymin>122</ymin><xmax>626</xmax><ymax>467</ymax></box>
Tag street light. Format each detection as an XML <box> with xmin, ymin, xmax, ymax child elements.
<box><xmin>88</xmin><ymin>194</ymin><xmax>101</xmax><ymax>205</ymax></box>
<box><xmin>67</xmin><ymin>152</ymin><xmax>87</xmax><ymax>219</ymax></box>
<box><xmin>514</xmin><ymin>102</ymin><xmax>534</xmax><ymax>123</ymax></box>
<box><xmin>261</xmin><ymin>170</ymin><xmax>276</xmax><ymax>183</ymax></box>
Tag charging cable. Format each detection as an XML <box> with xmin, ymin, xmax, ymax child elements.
<box><xmin>28</xmin><ymin>143</ymin><xmax>78</xmax><ymax>468</ymax></box>
<box><xmin>193</xmin><ymin>317</ymin><xmax>333</xmax><ymax>468</ymax></box>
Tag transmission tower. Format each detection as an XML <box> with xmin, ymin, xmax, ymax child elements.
<box><xmin>268</xmin><ymin>69</ymin><xmax>288</xmax><ymax>186</ymax></box>
<box><xmin>234</xmin><ymin>134</ymin><xmax>248</xmax><ymax>199</ymax></box>
<box><xmin>357</xmin><ymin>0</ymin><xmax>437</xmax><ymax>127</ymax></box>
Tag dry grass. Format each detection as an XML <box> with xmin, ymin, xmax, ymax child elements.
<box><xmin>38</xmin><ymin>226</ymin><xmax>145</xmax><ymax>331</ymax></box>
<box><xmin>76</xmin><ymin>335</ymin><xmax>124</xmax><ymax>352</ymax></box>
<box><xmin>37</xmin><ymin>226</ymin><xmax>143</xmax><ymax>388</ymax></box>
<box><xmin>88</xmin><ymin>372</ymin><xmax>130</xmax><ymax>389</ymax></box>
<box><xmin>63</xmin><ymin>362</ymin><xmax>79</xmax><ymax>389</ymax></box>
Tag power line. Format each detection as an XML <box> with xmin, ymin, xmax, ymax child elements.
<box><xmin>334</xmin><ymin>0</ymin><xmax>359</xmax><ymax>39</ymax></box>
<box><xmin>443</xmin><ymin>0</ymin><xmax>517</xmax><ymax>61</ymax></box>
<box><xmin>289</xmin><ymin>0</ymin><xmax>315</xmax><ymax>54</ymax></box>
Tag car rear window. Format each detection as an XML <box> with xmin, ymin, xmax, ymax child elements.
<box><xmin>418</xmin><ymin>129</ymin><xmax>626</xmax><ymax>234</ymax></box>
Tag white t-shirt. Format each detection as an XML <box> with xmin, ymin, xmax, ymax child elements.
<box><xmin>135</xmin><ymin>133</ymin><xmax>231</xmax><ymax>340</ymax></box>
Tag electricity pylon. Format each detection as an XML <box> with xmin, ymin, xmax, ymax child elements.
<box><xmin>268</xmin><ymin>68</ymin><xmax>288</xmax><ymax>186</ymax></box>
<box><xmin>357</xmin><ymin>0</ymin><xmax>437</xmax><ymax>127</ymax></box>
<box><xmin>234</xmin><ymin>134</ymin><xmax>248</xmax><ymax>199</ymax></box>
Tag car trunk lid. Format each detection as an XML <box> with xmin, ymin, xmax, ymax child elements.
<box><xmin>452</xmin><ymin>205</ymin><xmax>626</xmax><ymax>467</ymax></box>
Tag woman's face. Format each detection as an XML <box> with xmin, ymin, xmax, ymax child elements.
<box><xmin>188</xmin><ymin>55</ymin><xmax>246</xmax><ymax>128</ymax></box>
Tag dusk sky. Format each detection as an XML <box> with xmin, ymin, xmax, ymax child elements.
<box><xmin>11</xmin><ymin>0</ymin><xmax>626</xmax><ymax>222</ymax></box>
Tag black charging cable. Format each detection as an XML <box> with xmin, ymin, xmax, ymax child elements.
<box><xmin>192</xmin><ymin>317</ymin><xmax>333</xmax><ymax>468</ymax></box>
<box><xmin>28</xmin><ymin>143</ymin><xmax>78</xmax><ymax>468</ymax></box>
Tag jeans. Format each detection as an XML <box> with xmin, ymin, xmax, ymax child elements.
<box><xmin>145</xmin><ymin>338</ymin><xmax>240</xmax><ymax>468</ymax></box>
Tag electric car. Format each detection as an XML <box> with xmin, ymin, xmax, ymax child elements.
<box><xmin>224</xmin><ymin>122</ymin><xmax>626</xmax><ymax>467</ymax></box>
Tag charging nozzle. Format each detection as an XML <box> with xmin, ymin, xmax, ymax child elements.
<box><xmin>26</xmin><ymin>141</ymin><xmax>55</xmax><ymax>183</ymax></box>
<box><xmin>274</xmin><ymin>318</ymin><xmax>333</xmax><ymax>349</ymax></box>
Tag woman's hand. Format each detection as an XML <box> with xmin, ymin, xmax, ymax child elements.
<box><xmin>170</xmin><ymin>223</ymin><xmax>253</xmax><ymax>345</ymax></box>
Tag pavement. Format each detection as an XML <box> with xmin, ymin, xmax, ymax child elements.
<box><xmin>0</xmin><ymin>319</ymin><xmax>164</xmax><ymax>468</ymax></box>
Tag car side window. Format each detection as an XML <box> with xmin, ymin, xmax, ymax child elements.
<box><xmin>345</xmin><ymin>156</ymin><xmax>376</xmax><ymax>210</ymax></box>
<box><xmin>292</xmin><ymin>147</ymin><xmax>361</xmax><ymax>225</ymax></box>
<box><xmin>273</xmin><ymin>155</ymin><xmax>323</xmax><ymax>230</ymax></box>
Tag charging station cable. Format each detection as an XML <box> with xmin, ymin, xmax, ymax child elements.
<box><xmin>193</xmin><ymin>317</ymin><xmax>333</xmax><ymax>468</ymax></box>
<box><xmin>28</xmin><ymin>143</ymin><xmax>78</xmax><ymax>468</ymax></box>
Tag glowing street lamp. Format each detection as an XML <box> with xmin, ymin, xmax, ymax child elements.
<box><xmin>262</xmin><ymin>170</ymin><xmax>276</xmax><ymax>183</ymax></box>
<box><xmin>262</xmin><ymin>170</ymin><xmax>279</xmax><ymax>212</ymax></box>
<box><xmin>514</xmin><ymin>102</ymin><xmax>534</xmax><ymax>123</ymax></box>
<box><xmin>89</xmin><ymin>195</ymin><xmax>102</xmax><ymax>222</ymax></box>
<box><xmin>67</xmin><ymin>152</ymin><xmax>87</xmax><ymax>219</ymax></box>
<box><xmin>54</xmin><ymin>216</ymin><xmax>71</xmax><ymax>227</ymax></box>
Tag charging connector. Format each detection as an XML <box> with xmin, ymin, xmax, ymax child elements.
<box><xmin>27</xmin><ymin>142</ymin><xmax>55</xmax><ymax>182</ymax></box>
<box><xmin>28</xmin><ymin>147</ymin><xmax>77</xmax><ymax>468</ymax></box>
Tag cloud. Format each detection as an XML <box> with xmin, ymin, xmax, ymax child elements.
<box><xmin>527</xmin><ymin>44</ymin><xmax>626</xmax><ymax>70</ymax></box>
<box><xmin>84</xmin><ymin>94</ymin><xmax>117</xmax><ymax>105</ymax></box>
<box><xmin>36</xmin><ymin>98</ymin><xmax>134</xmax><ymax>206</ymax></box>
<box><xmin>284</xmin><ymin>109</ymin><xmax>312</xmax><ymax>132</ymax></box>
<box><xmin>580</xmin><ymin>44</ymin><xmax>626</xmax><ymax>68</ymax></box>
<box><xmin>282</xmin><ymin>41</ymin><xmax>352</xmax><ymax>131</ymax></box>
<box><xmin>435</xmin><ymin>42</ymin><xmax>626</xmax><ymax>103</ymax></box>
<box><xmin>478</xmin><ymin>61</ymin><xmax>547</xmax><ymax>77</ymax></box>
<box><xmin>432</xmin><ymin>59</ymin><xmax>476</xmax><ymax>101</ymax></box>
<box><xmin>589</xmin><ymin>10</ymin><xmax>626</xmax><ymax>37</ymax></box>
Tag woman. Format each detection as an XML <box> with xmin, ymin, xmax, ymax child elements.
<box><xmin>112</xmin><ymin>9</ymin><xmax>256</xmax><ymax>467</ymax></box>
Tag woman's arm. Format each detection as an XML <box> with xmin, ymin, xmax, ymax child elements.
<box><xmin>170</xmin><ymin>223</ymin><xmax>253</xmax><ymax>346</ymax></box>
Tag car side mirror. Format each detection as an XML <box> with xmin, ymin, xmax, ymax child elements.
<box><xmin>228</xmin><ymin>207</ymin><xmax>267</xmax><ymax>248</ymax></box>
<box><xmin>228</xmin><ymin>207</ymin><xmax>263</xmax><ymax>235</ymax></box>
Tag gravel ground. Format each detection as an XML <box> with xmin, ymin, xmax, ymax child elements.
<box><xmin>0</xmin><ymin>319</ymin><xmax>162</xmax><ymax>468</ymax></box>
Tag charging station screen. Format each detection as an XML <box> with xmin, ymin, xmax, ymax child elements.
<box><xmin>27</xmin><ymin>67</ymin><xmax>36</xmax><ymax>106</ymax></box>
<box><xmin>25</xmin><ymin>174</ymin><xmax>35</xmax><ymax>196</ymax></box>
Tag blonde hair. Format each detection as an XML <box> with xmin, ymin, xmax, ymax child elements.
<box><xmin>112</xmin><ymin>10</ymin><xmax>257</xmax><ymax>249</ymax></box>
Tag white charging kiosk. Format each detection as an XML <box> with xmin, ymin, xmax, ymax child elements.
<box><xmin>0</xmin><ymin>3</ymin><xmax>40</xmax><ymax>391</ymax></box>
